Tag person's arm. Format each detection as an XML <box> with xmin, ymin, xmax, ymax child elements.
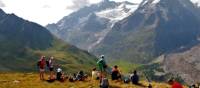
<box><xmin>97</xmin><ymin>59</ymin><xmax>102</xmax><ymax>64</ymax></box>
<box><xmin>119</xmin><ymin>69</ymin><xmax>122</xmax><ymax>74</ymax></box>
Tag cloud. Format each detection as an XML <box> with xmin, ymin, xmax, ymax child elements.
<box><xmin>42</xmin><ymin>5</ymin><xmax>51</xmax><ymax>8</ymax></box>
<box><xmin>0</xmin><ymin>0</ymin><xmax>6</xmax><ymax>7</ymax></box>
<box><xmin>66</xmin><ymin>0</ymin><xmax>90</xmax><ymax>10</ymax></box>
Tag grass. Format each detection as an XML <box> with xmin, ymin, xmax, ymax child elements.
<box><xmin>0</xmin><ymin>73</ymin><xmax>187</xmax><ymax>88</ymax></box>
<box><xmin>0</xmin><ymin>38</ymin><xmax>97</xmax><ymax>73</ymax></box>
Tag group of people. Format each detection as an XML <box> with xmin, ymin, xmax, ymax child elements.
<box><xmin>37</xmin><ymin>56</ymin><xmax>55</xmax><ymax>80</ymax></box>
<box><xmin>94</xmin><ymin>55</ymin><xmax>142</xmax><ymax>88</ymax></box>
<box><xmin>37</xmin><ymin>55</ymin><xmax>195</xmax><ymax>88</ymax></box>
<box><xmin>94</xmin><ymin>55</ymin><xmax>185</xmax><ymax>88</ymax></box>
<box><xmin>37</xmin><ymin>56</ymin><xmax>88</xmax><ymax>82</ymax></box>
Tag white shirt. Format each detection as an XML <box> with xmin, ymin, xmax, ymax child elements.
<box><xmin>92</xmin><ymin>71</ymin><xmax>98</xmax><ymax>79</ymax></box>
<box><xmin>57</xmin><ymin>68</ymin><xmax>62</xmax><ymax>73</ymax></box>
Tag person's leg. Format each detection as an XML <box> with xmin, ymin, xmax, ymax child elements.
<box><xmin>50</xmin><ymin>68</ymin><xmax>54</xmax><ymax>79</ymax></box>
<box><xmin>50</xmin><ymin>71</ymin><xmax>53</xmax><ymax>79</ymax></box>
<box><xmin>41</xmin><ymin>71</ymin><xmax>45</xmax><ymax>80</ymax></box>
<box><xmin>40</xmin><ymin>71</ymin><xmax>42</xmax><ymax>80</ymax></box>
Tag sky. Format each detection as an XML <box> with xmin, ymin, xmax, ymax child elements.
<box><xmin>0</xmin><ymin>0</ymin><xmax>141</xmax><ymax>26</ymax></box>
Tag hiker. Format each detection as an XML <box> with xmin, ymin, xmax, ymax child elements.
<box><xmin>56</xmin><ymin>66</ymin><xmax>65</xmax><ymax>82</ymax></box>
<box><xmin>131</xmin><ymin>70</ymin><xmax>139</xmax><ymax>85</ymax></box>
<box><xmin>100</xmin><ymin>77</ymin><xmax>109</xmax><ymax>88</ymax></box>
<box><xmin>47</xmin><ymin>56</ymin><xmax>55</xmax><ymax>80</ymax></box>
<box><xmin>76</xmin><ymin>70</ymin><xmax>86</xmax><ymax>81</ymax></box>
<box><xmin>168</xmin><ymin>78</ymin><xmax>183</xmax><ymax>88</ymax></box>
<box><xmin>38</xmin><ymin>56</ymin><xmax>46</xmax><ymax>80</ymax></box>
<box><xmin>92</xmin><ymin>68</ymin><xmax>99</xmax><ymax>80</ymax></box>
<box><xmin>111</xmin><ymin>65</ymin><xmax>121</xmax><ymax>80</ymax></box>
<box><xmin>97</xmin><ymin>55</ymin><xmax>108</xmax><ymax>80</ymax></box>
<box><xmin>189</xmin><ymin>84</ymin><xmax>200</xmax><ymax>88</ymax></box>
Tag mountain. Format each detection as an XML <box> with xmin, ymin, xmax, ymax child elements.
<box><xmin>163</xmin><ymin>44</ymin><xmax>200</xmax><ymax>84</ymax></box>
<box><xmin>47</xmin><ymin>0</ymin><xmax>200</xmax><ymax>63</ymax></box>
<box><xmin>46</xmin><ymin>0</ymin><xmax>140</xmax><ymax>52</ymax></box>
<box><xmin>0</xmin><ymin>9</ymin><xmax>97</xmax><ymax>72</ymax></box>
<box><xmin>92</xmin><ymin>0</ymin><xmax>200</xmax><ymax>63</ymax></box>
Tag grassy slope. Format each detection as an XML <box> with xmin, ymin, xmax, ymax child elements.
<box><xmin>0</xmin><ymin>37</ymin><xmax>97</xmax><ymax>73</ymax></box>
<box><xmin>30</xmin><ymin>38</ymin><xmax>97</xmax><ymax>73</ymax></box>
<box><xmin>0</xmin><ymin>73</ymin><xmax>183</xmax><ymax>88</ymax></box>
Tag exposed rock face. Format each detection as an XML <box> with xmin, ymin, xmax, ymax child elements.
<box><xmin>163</xmin><ymin>44</ymin><xmax>200</xmax><ymax>84</ymax></box>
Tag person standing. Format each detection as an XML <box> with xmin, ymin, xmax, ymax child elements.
<box><xmin>97</xmin><ymin>55</ymin><xmax>108</xmax><ymax>81</ymax></box>
<box><xmin>38</xmin><ymin>56</ymin><xmax>46</xmax><ymax>80</ymax></box>
<box><xmin>47</xmin><ymin>56</ymin><xmax>55</xmax><ymax>80</ymax></box>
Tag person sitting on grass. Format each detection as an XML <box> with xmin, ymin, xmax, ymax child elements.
<box><xmin>111</xmin><ymin>65</ymin><xmax>121</xmax><ymax>81</ymax></box>
<box><xmin>100</xmin><ymin>76</ymin><xmax>109</xmax><ymax>88</ymax></box>
<box><xmin>168</xmin><ymin>78</ymin><xmax>183</xmax><ymax>88</ymax></box>
<box><xmin>76</xmin><ymin>70</ymin><xmax>87</xmax><ymax>81</ymax></box>
<box><xmin>56</xmin><ymin>66</ymin><xmax>66</xmax><ymax>82</ymax></box>
<box><xmin>131</xmin><ymin>70</ymin><xmax>139</xmax><ymax>85</ymax></box>
<box><xmin>92</xmin><ymin>68</ymin><xmax>99</xmax><ymax>80</ymax></box>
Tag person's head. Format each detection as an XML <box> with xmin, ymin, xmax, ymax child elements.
<box><xmin>50</xmin><ymin>56</ymin><xmax>54</xmax><ymax>60</ymax></box>
<box><xmin>168</xmin><ymin>78</ymin><xmax>175</xmax><ymax>85</ymax></box>
<box><xmin>57</xmin><ymin>64</ymin><xmax>61</xmax><ymax>67</ymax></box>
<box><xmin>133</xmin><ymin>70</ymin><xmax>137</xmax><ymax>75</ymax></box>
<box><xmin>40</xmin><ymin>56</ymin><xmax>45</xmax><ymax>60</ymax></box>
<box><xmin>100</xmin><ymin>55</ymin><xmax>105</xmax><ymax>59</ymax></box>
<box><xmin>148</xmin><ymin>84</ymin><xmax>152</xmax><ymax>88</ymax></box>
<box><xmin>192</xmin><ymin>84</ymin><xmax>196</xmax><ymax>87</ymax></box>
<box><xmin>92</xmin><ymin>68</ymin><xmax>96</xmax><ymax>71</ymax></box>
<box><xmin>79</xmin><ymin>70</ymin><xmax>83</xmax><ymax>74</ymax></box>
<box><xmin>114</xmin><ymin>65</ymin><xmax>118</xmax><ymax>69</ymax></box>
<box><xmin>73</xmin><ymin>73</ymin><xmax>76</xmax><ymax>76</ymax></box>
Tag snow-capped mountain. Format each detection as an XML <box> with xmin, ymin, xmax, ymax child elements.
<box><xmin>190</xmin><ymin>0</ymin><xmax>200</xmax><ymax>7</ymax></box>
<box><xmin>96</xmin><ymin>2</ymin><xmax>139</xmax><ymax>21</ymax></box>
<box><xmin>46</xmin><ymin>0</ymin><xmax>200</xmax><ymax>83</ymax></box>
<box><xmin>46</xmin><ymin>0</ymin><xmax>141</xmax><ymax>51</ymax></box>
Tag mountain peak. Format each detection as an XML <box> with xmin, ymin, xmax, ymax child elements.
<box><xmin>102</xmin><ymin>0</ymin><xmax>109</xmax><ymax>3</ymax></box>
<box><xmin>0</xmin><ymin>8</ymin><xmax>5</xmax><ymax>14</ymax></box>
<box><xmin>190</xmin><ymin>0</ymin><xmax>200</xmax><ymax>7</ymax></box>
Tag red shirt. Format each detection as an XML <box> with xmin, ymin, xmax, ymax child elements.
<box><xmin>172</xmin><ymin>82</ymin><xmax>183</xmax><ymax>88</ymax></box>
<box><xmin>39</xmin><ymin>59</ymin><xmax>45</xmax><ymax>69</ymax></box>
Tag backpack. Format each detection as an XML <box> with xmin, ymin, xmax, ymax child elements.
<box><xmin>101</xmin><ymin>60</ymin><xmax>107</xmax><ymax>68</ymax></box>
<box><xmin>100</xmin><ymin>78</ymin><xmax>109</xmax><ymax>88</ymax></box>
<box><xmin>46</xmin><ymin>60</ymin><xmax>50</xmax><ymax>68</ymax></box>
<box><xmin>123</xmin><ymin>76</ymin><xmax>130</xmax><ymax>83</ymax></box>
<box><xmin>37</xmin><ymin>61</ymin><xmax>41</xmax><ymax>67</ymax></box>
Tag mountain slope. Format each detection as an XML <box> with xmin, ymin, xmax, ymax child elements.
<box><xmin>46</xmin><ymin>0</ymin><xmax>140</xmax><ymax>51</ymax></box>
<box><xmin>92</xmin><ymin>0</ymin><xmax>200</xmax><ymax>63</ymax></box>
<box><xmin>47</xmin><ymin>0</ymin><xmax>200</xmax><ymax>63</ymax></box>
<box><xmin>163</xmin><ymin>44</ymin><xmax>200</xmax><ymax>84</ymax></box>
<box><xmin>0</xmin><ymin>9</ymin><xmax>97</xmax><ymax>72</ymax></box>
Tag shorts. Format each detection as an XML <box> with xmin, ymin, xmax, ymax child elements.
<box><xmin>40</xmin><ymin>69</ymin><xmax>45</xmax><ymax>72</ymax></box>
<box><xmin>49</xmin><ymin>67</ymin><xmax>54</xmax><ymax>71</ymax></box>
